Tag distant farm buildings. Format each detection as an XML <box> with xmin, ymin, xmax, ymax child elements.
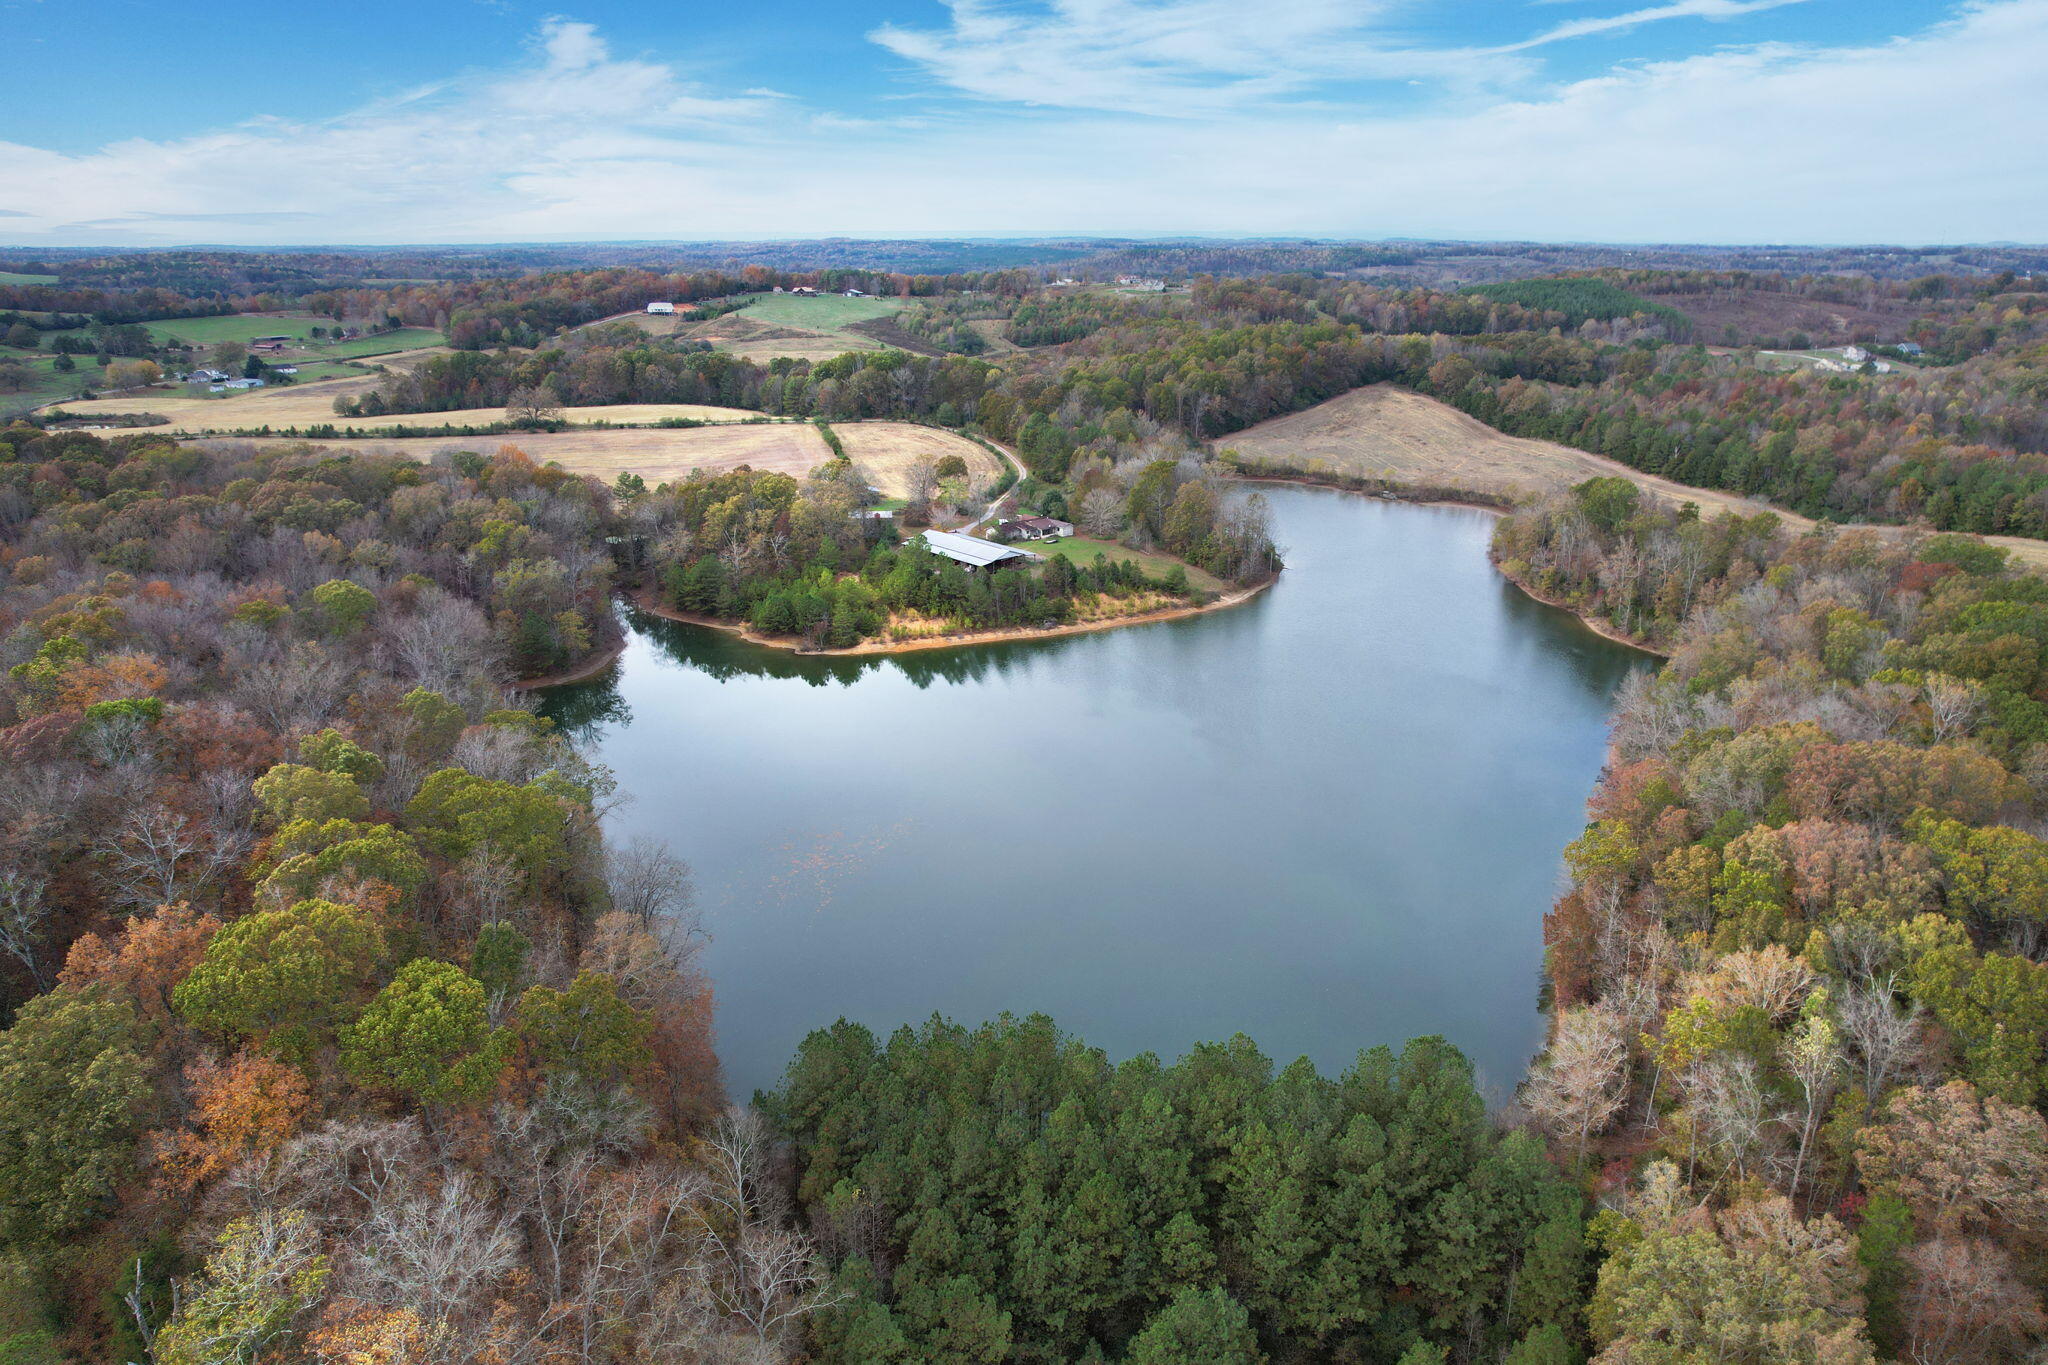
<box><xmin>921</xmin><ymin>529</ymin><xmax>1042</xmax><ymax>571</ymax></box>
<box><xmin>645</xmin><ymin>302</ymin><xmax>676</xmax><ymax>315</ymax></box>
<box><xmin>996</xmin><ymin>515</ymin><xmax>1073</xmax><ymax>543</ymax></box>
<box><xmin>789</xmin><ymin>286</ymin><xmax>821</xmax><ymax>297</ymax></box>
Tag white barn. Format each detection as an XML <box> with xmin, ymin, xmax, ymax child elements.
<box><xmin>646</xmin><ymin>302</ymin><xmax>676</xmax><ymax>315</ymax></box>
<box><xmin>921</xmin><ymin>529</ymin><xmax>1041</xmax><ymax>570</ymax></box>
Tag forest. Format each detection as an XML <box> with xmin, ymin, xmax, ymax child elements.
<box><xmin>6</xmin><ymin>247</ymin><xmax>2048</xmax><ymax>1362</ymax></box>
<box><xmin>1492</xmin><ymin>479</ymin><xmax>2048</xmax><ymax>1363</ymax></box>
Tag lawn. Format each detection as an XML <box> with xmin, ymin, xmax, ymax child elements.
<box><xmin>317</xmin><ymin>328</ymin><xmax>445</xmax><ymax>358</ymax></box>
<box><xmin>736</xmin><ymin>292</ymin><xmax>906</xmax><ymax>333</ymax></box>
<box><xmin>144</xmin><ymin>313</ymin><xmax>329</xmax><ymax>346</ymax></box>
<box><xmin>273</xmin><ymin>361</ymin><xmax>370</xmax><ymax>384</ymax></box>
<box><xmin>0</xmin><ymin>271</ymin><xmax>59</xmax><ymax>286</ymax></box>
<box><xmin>1039</xmin><ymin>535</ymin><xmax>1227</xmax><ymax>592</ymax></box>
<box><xmin>2</xmin><ymin>356</ymin><xmax>99</xmax><ymax>417</ymax></box>
<box><xmin>140</xmin><ymin>314</ymin><xmax>445</xmax><ymax>359</ymax></box>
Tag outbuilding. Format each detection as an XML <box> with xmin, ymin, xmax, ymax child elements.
<box><xmin>646</xmin><ymin>302</ymin><xmax>676</xmax><ymax>315</ymax></box>
<box><xmin>921</xmin><ymin>529</ymin><xmax>1041</xmax><ymax>571</ymax></box>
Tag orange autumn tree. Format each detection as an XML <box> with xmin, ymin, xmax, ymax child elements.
<box><xmin>60</xmin><ymin>902</ymin><xmax>221</xmax><ymax>1035</ymax></box>
<box><xmin>155</xmin><ymin>1051</ymin><xmax>313</xmax><ymax>1191</ymax></box>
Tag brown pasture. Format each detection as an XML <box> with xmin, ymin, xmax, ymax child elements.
<box><xmin>1222</xmin><ymin>383</ymin><xmax>2048</xmax><ymax>570</ymax></box>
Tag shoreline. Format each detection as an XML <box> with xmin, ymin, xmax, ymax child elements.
<box><xmin>507</xmin><ymin>638</ymin><xmax>628</xmax><ymax>690</ymax></box>
<box><xmin>1225</xmin><ymin>472</ymin><xmax>1667</xmax><ymax>657</ymax></box>
<box><xmin>626</xmin><ymin>575</ymin><xmax>1278</xmax><ymax>659</ymax></box>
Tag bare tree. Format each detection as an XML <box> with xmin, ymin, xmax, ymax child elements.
<box><xmin>0</xmin><ymin>866</ymin><xmax>52</xmax><ymax>989</ymax></box>
<box><xmin>1924</xmin><ymin>673</ymin><xmax>1985</xmax><ymax>743</ymax></box>
<box><xmin>506</xmin><ymin>386</ymin><xmax>563</xmax><ymax>429</ymax></box>
<box><xmin>96</xmin><ymin>806</ymin><xmax>211</xmax><ymax>913</ymax></box>
<box><xmin>606</xmin><ymin>836</ymin><xmax>698</xmax><ymax>930</ymax></box>
<box><xmin>1523</xmin><ymin>1006</ymin><xmax>1630</xmax><ymax>1164</ymax></box>
<box><xmin>335</xmin><ymin>1171</ymin><xmax>519</xmax><ymax>1334</ymax></box>
<box><xmin>682</xmin><ymin>1109</ymin><xmax>844</xmax><ymax>1352</ymax></box>
<box><xmin>1077</xmin><ymin>487</ymin><xmax>1124</xmax><ymax>539</ymax></box>
<box><xmin>1837</xmin><ymin>979</ymin><xmax>1924</xmax><ymax>1107</ymax></box>
<box><xmin>904</xmin><ymin>456</ymin><xmax>941</xmax><ymax>513</ymax></box>
<box><xmin>1779</xmin><ymin>1012</ymin><xmax>1844</xmax><ymax>1199</ymax></box>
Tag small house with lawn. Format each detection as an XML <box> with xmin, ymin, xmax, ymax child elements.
<box><xmin>997</xmin><ymin>516</ymin><xmax>1073</xmax><ymax>543</ymax></box>
<box><xmin>921</xmin><ymin>529</ymin><xmax>1041</xmax><ymax>571</ymax></box>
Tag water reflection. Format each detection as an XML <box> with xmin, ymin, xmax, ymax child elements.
<box><xmin>543</xmin><ymin>486</ymin><xmax>1650</xmax><ymax>1098</ymax></box>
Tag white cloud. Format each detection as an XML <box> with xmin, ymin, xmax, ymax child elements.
<box><xmin>1506</xmin><ymin>0</ymin><xmax>1813</xmax><ymax>50</ymax></box>
<box><xmin>869</xmin><ymin>0</ymin><xmax>1515</xmax><ymax>116</ymax></box>
<box><xmin>0</xmin><ymin>3</ymin><xmax>2041</xmax><ymax>245</ymax></box>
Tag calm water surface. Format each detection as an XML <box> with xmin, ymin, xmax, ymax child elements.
<box><xmin>543</xmin><ymin>487</ymin><xmax>1649</xmax><ymax>1099</ymax></box>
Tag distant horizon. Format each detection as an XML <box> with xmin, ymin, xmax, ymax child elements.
<box><xmin>5</xmin><ymin>1</ymin><xmax>2045</xmax><ymax>246</ymax></box>
<box><xmin>7</xmin><ymin>234</ymin><xmax>2047</xmax><ymax>256</ymax></box>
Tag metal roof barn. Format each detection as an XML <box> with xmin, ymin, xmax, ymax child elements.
<box><xmin>921</xmin><ymin>529</ymin><xmax>1040</xmax><ymax>569</ymax></box>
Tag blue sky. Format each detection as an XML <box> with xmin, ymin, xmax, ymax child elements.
<box><xmin>1</xmin><ymin>0</ymin><xmax>2041</xmax><ymax>245</ymax></box>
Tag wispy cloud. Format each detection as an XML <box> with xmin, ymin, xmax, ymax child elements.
<box><xmin>868</xmin><ymin>0</ymin><xmax>1509</xmax><ymax>115</ymax></box>
<box><xmin>0</xmin><ymin>2</ymin><xmax>2041</xmax><ymax>245</ymax></box>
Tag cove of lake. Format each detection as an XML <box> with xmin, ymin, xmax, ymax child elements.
<box><xmin>542</xmin><ymin>485</ymin><xmax>1650</xmax><ymax>1100</ymax></box>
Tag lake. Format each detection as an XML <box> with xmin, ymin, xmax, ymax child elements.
<box><xmin>542</xmin><ymin>486</ymin><xmax>1649</xmax><ymax>1100</ymax></box>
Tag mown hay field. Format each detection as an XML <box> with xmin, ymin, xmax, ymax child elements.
<box><xmin>1223</xmin><ymin>383</ymin><xmax>2048</xmax><ymax>571</ymax></box>
<box><xmin>218</xmin><ymin>420</ymin><xmax>995</xmax><ymax>501</ymax></box>
<box><xmin>45</xmin><ymin>382</ymin><xmax>756</xmax><ymax>434</ymax></box>
<box><xmin>833</xmin><ymin>422</ymin><xmax>1004</xmax><ymax>494</ymax></box>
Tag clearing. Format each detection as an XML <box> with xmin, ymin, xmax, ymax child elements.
<box><xmin>1223</xmin><ymin>384</ymin><xmax>1780</xmax><ymax>520</ymax></box>
<box><xmin>217</xmin><ymin>420</ymin><xmax>994</xmax><ymax>501</ymax></box>
<box><xmin>1221</xmin><ymin>383</ymin><xmax>2048</xmax><ymax>572</ymax></box>
<box><xmin>834</xmin><ymin>422</ymin><xmax>1004</xmax><ymax>496</ymax></box>
<box><xmin>143</xmin><ymin>313</ymin><xmax>329</xmax><ymax>346</ymax></box>
<box><xmin>0</xmin><ymin>271</ymin><xmax>58</xmax><ymax>286</ymax></box>
<box><xmin>735</xmin><ymin>292</ymin><xmax>905</xmax><ymax>333</ymax></box>
<box><xmin>42</xmin><ymin>386</ymin><xmax>758</xmax><ymax>435</ymax></box>
<box><xmin>1041</xmin><ymin>535</ymin><xmax>1227</xmax><ymax>593</ymax></box>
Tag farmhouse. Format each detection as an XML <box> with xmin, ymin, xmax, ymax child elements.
<box><xmin>1896</xmin><ymin>341</ymin><xmax>1924</xmax><ymax>356</ymax></box>
<box><xmin>997</xmin><ymin>515</ymin><xmax>1073</xmax><ymax>542</ymax></box>
<box><xmin>645</xmin><ymin>302</ymin><xmax>676</xmax><ymax>315</ymax></box>
<box><xmin>186</xmin><ymin>368</ymin><xmax>232</xmax><ymax>383</ymax></box>
<box><xmin>921</xmin><ymin>529</ymin><xmax>1041</xmax><ymax>571</ymax></box>
<box><xmin>790</xmin><ymin>286</ymin><xmax>820</xmax><ymax>297</ymax></box>
<box><xmin>1843</xmin><ymin>345</ymin><xmax>1871</xmax><ymax>363</ymax></box>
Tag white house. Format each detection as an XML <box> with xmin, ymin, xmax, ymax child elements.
<box><xmin>1842</xmin><ymin>345</ymin><xmax>1871</xmax><ymax>363</ymax></box>
<box><xmin>646</xmin><ymin>302</ymin><xmax>676</xmax><ymax>315</ymax></box>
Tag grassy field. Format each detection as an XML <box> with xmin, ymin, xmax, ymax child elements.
<box><xmin>144</xmin><ymin>314</ymin><xmax>329</xmax><ymax>346</ymax></box>
<box><xmin>835</xmin><ymin>422</ymin><xmax>1003</xmax><ymax>495</ymax></box>
<box><xmin>42</xmin><ymin>388</ymin><xmax>759</xmax><ymax>434</ymax></box>
<box><xmin>1040</xmin><ymin>535</ymin><xmax>1227</xmax><ymax>592</ymax></box>
<box><xmin>0</xmin><ymin>271</ymin><xmax>58</xmax><ymax>286</ymax></box>
<box><xmin>316</xmin><ymin>328</ymin><xmax>445</xmax><ymax>358</ymax></box>
<box><xmin>1223</xmin><ymin>383</ymin><xmax>1782</xmax><ymax>519</ymax></box>
<box><xmin>275</xmin><ymin>361</ymin><xmax>371</xmax><ymax>385</ymax></box>
<box><xmin>736</xmin><ymin>292</ymin><xmax>905</xmax><ymax>332</ymax></box>
<box><xmin>3</xmin><ymin>356</ymin><xmax>98</xmax><ymax>416</ymax></box>
<box><xmin>213</xmin><ymin>419</ymin><xmax>990</xmax><ymax>501</ymax></box>
<box><xmin>1221</xmin><ymin>382</ymin><xmax>2048</xmax><ymax>572</ymax></box>
<box><xmin>140</xmin><ymin>315</ymin><xmax>446</xmax><ymax>360</ymax></box>
<box><xmin>229</xmin><ymin>423</ymin><xmax>836</xmax><ymax>487</ymax></box>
